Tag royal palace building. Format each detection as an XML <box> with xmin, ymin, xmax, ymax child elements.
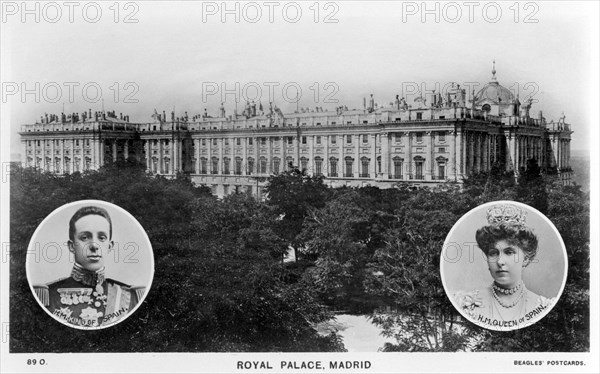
<box><xmin>19</xmin><ymin>66</ymin><xmax>573</xmax><ymax>198</ymax></box>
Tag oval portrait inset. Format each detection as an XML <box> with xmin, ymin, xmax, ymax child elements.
<box><xmin>440</xmin><ymin>201</ymin><xmax>567</xmax><ymax>331</ymax></box>
<box><xmin>26</xmin><ymin>200</ymin><xmax>154</xmax><ymax>330</ymax></box>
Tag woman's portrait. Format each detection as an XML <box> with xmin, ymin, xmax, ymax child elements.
<box><xmin>440</xmin><ymin>201</ymin><xmax>567</xmax><ymax>331</ymax></box>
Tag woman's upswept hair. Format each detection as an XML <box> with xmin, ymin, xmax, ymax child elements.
<box><xmin>475</xmin><ymin>222</ymin><xmax>538</xmax><ymax>263</ymax></box>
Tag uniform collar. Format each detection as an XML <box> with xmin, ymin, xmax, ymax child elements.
<box><xmin>71</xmin><ymin>263</ymin><xmax>105</xmax><ymax>286</ymax></box>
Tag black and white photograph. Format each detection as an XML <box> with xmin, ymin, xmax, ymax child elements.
<box><xmin>26</xmin><ymin>200</ymin><xmax>154</xmax><ymax>329</ymax></box>
<box><xmin>441</xmin><ymin>201</ymin><xmax>567</xmax><ymax>331</ymax></box>
<box><xmin>1</xmin><ymin>0</ymin><xmax>598</xmax><ymax>373</ymax></box>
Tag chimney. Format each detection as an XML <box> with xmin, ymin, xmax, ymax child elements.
<box><xmin>45</xmin><ymin>113</ymin><xmax>49</xmax><ymax>123</ymax></box>
<box><xmin>120</xmin><ymin>112</ymin><xmax>123</xmax><ymax>120</ymax></box>
<box><xmin>163</xmin><ymin>111</ymin><xmax>166</xmax><ymax>122</ymax></box>
<box><xmin>171</xmin><ymin>111</ymin><xmax>175</xmax><ymax>122</ymax></box>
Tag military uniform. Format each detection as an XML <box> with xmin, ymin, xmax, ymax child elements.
<box><xmin>34</xmin><ymin>263</ymin><xmax>145</xmax><ymax>328</ymax></box>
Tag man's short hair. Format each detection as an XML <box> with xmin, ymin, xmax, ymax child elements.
<box><xmin>69</xmin><ymin>206</ymin><xmax>113</xmax><ymax>241</ymax></box>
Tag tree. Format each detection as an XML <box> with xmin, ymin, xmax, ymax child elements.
<box><xmin>264</xmin><ymin>167</ymin><xmax>329</xmax><ymax>261</ymax></box>
<box><xmin>10</xmin><ymin>165</ymin><xmax>344</xmax><ymax>352</ymax></box>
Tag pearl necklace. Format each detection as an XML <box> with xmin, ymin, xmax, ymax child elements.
<box><xmin>492</xmin><ymin>281</ymin><xmax>524</xmax><ymax>308</ymax></box>
<box><xmin>493</xmin><ymin>281</ymin><xmax>522</xmax><ymax>295</ymax></box>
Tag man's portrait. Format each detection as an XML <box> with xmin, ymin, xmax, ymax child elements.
<box><xmin>26</xmin><ymin>200</ymin><xmax>154</xmax><ymax>329</ymax></box>
<box><xmin>440</xmin><ymin>201</ymin><xmax>567</xmax><ymax>331</ymax></box>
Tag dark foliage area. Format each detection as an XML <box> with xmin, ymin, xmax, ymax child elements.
<box><xmin>10</xmin><ymin>160</ymin><xmax>589</xmax><ymax>352</ymax></box>
<box><xmin>10</xmin><ymin>161</ymin><xmax>344</xmax><ymax>352</ymax></box>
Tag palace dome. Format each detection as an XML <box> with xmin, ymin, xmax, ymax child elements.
<box><xmin>474</xmin><ymin>62</ymin><xmax>515</xmax><ymax>104</ymax></box>
<box><xmin>474</xmin><ymin>81</ymin><xmax>515</xmax><ymax>104</ymax></box>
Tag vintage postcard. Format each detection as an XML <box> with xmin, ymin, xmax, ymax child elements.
<box><xmin>1</xmin><ymin>1</ymin><xmax>598</xmax><ymax>373</ymax></box>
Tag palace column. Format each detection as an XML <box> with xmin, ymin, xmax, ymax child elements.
<box><xmin>406</xmin><ymin>132</ymin><xmax>413</xmax><ymax>178</ymax></box>
<box><xmin>449</xmin><ymin>130</ymin><xmax>457</xmax><ymax>180</ymax></box>
<box><xmin>308</xmin><ymin>135</ymin><xmax>314</xmax><ymax>175</ymax></box>
<box><xmin>459</xmin><ymin>130</ymin><xmax>466</xmax><ymax>178</ymax></box>
<box><xmin>242</xmin><ymin>136</ymin><xmax>248</xmax><ymax>174</ymax></box>
<box><xmin>370</xmin><ymin>134</ymin><xmax>377</xmax><ymax>178</ymax></box>
<box><xmin>382</xmin><ymin>132</ymin><xmax>390</xmax><ymax>179</ymax></box>
<box><xmin>218</xmin><ymin>138</ymin><xmax>224</xmax><ymax>174</ymax></box>
<box><xmin>194</xmin><ymin>139</ymin><xmax>200</xmax><ymax>174</ymax></box>
<box><xmin>324</xmin><ymin>135</ymin><xmax>330</xmax><ymax>176</ymax></box>
<box><xmin>145</xmin><ymin>140</ymin><xmax>151</xmax><ymax>171</ymax></box>
<box><xmin>428</xmin><ymin>131</ymin><xmax>434</xmax><ymax>180</ymax></box>
<box><xmin>267</xmin><ymin>136</ymin><xmax>273</xmax><ymax>174</ymax></box>
<box><xmin>70</xmin><ymin>139</ymin><xmax>75</xmax><ymax>173</ymax></box>
<box><xmin>354</xmin><ymin>134</ymin><xmax>360</xmax><ymax>178</ymax></box>
<box><xmin>112</xmin><ymin>140</ymin><xmax>117</xmax><ymax>163</ymax></box>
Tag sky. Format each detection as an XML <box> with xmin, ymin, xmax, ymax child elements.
<box><xmin>1</xmin><ymin>1</ymin><xmax>598</xmax><ymax>158</ymax></box>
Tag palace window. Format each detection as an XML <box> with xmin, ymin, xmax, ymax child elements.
<box><xmin>416</xmin><ymin>112</ymin><xmax>423</xmax><ymax>120</ymax></box>
<box><xmin>202</xmin><ymin>139</ymin><xmax>206</xmax><ymax>146</ymax></box>
<box><xmin>315</xmin><ymin>157</ymin><xmax>323</xmax><ymax>176</ymax></box>
<box><xmin>261</xmin><ymin>137</ymin><xmax>266</xmax><ymax>146</ymax></box>
<box><xmin>316</xmin><ymin>136</ymin><xmax>321</xmax><ymax>145</ymax></box>
<box><xmin>273</xmin><ymin>157</ymin><xmax>281</xmax><ymax>174</ymax></box>
<box><xmin>439</xmin><ymin>131</ymin><xmax>446</xmax><ymax>142</ymax></box>
<box><xmin>237</xmin><ymin>138</ymin><xmax>241</xmax><ymax>146</ymax></box>
<box><xmin>200</xmin><ymin>158</ymin><xmax>208</xmax><ymax>174</ymax></box>
<box><xmin>377</xmin><ymin>156</ymin><xmax>381</xmax><ymax>174</ymax></box>
<box><xmin>344</xmin><ymin>157</ymin><xmax>353</xmax><ymax>177</ymax></box>
<box><xmin>300</xmin><ymin>157</ymin><xmax>308</xmax><ymax>171</ymax></box>
<box><xmin>247</xmin><ymin>157</ymin><xmax>254</xmax><ymax>175</ymax></box>
<box><xmin>331</xmin><ymin>135</ymin><xmax>337</xmax><ymax>144</ymax></box>
<box><xmin>360</xmin><ymin>157</ymin><xmax>369</xmax><ymax>178</ymax></box>
<box><xmin>223</xmin><ymin>157</ymin><xmax>231</xmax><ymax>175</ymax></box>
<box><xmin>213</xmin><ymin>139</ymin><xmax>217</xmax><ymax>146</ymax></box>
<box><xmin>415</xmin><ymin>160</ymin><xmax>424</xmax><ymax>179</ymax></box>
<box><xmin>438</xmin><ymin>163</ymin><xmax>446</xmax><ymax>180</ymax></box>
<box><xmin>287</xmin><ymin>136</ymin><xmax>293</xmax><ymax>145</ymax></box>
<box><xmin>438</xmin><ymin>147</ymin><xmax>446</xmax><ymax>153</ymax></box>
<box><xmin>302</xmin><ymin>136</ymin><xmax>307</xmax><ymax>145</ymax></box>
<box><xmin>395</xmin><ymin>133</ymin><xmax>401</xmax><ymax>143</ymax></box>
<box><xmin>346</xmin><ymin>135</ymin><xmax>352</xmax><ymax>144</ymax></box>
<box><xmin>329</xmin><ymin>157</ymin><xmax>338</xmax><ymax>177</ymax></box>
<box><xmin>260</xmin><ymin>157</ymin><xmax>268</xmax><ymax>173</ymax></box>
<box><xmin>393</xmin><ymin>157</ymin><xmax>403</xmax><ymax>179</ymax></box>
<box><xmin>249</xmin><ymin>138</ymin><xmax>253</xmax><ymax>146</ymax></box>
<box><xmin>235</xmin><ymin>157</ymin><xmax>242</xmax><ymax>175</ymax></box>
<box><xmin>416</xmin><ymin>132</ymin><xmax>423</xmax><ymax>142</ymax></box>
<box><xmin>211</xmin><ymin>157</ymin><xmax>218</xmax><ymax>174</ymax></box>
<box><xmin>362</xmin><ymin>134</ymin><xmax>368</xmax><ymax>143</ymax></box>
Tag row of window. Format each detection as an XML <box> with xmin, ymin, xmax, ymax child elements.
<box><xmin>194</xmin><ymin>156</ymin><xmax>446</xmax><ymax>180</ymax></box>
<box><xmin>194</xmin><ymin>132</ymin><xmax>447</xmax><ymax>147</ymax></box>
<box><xmin>28</xmin><ymin>139</ymin><xmax>92</xmax><ymax>147</ymax></box>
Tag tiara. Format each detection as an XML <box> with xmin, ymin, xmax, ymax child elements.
<box><xmin>486</xmin><ymin>204</ymin><xmax>527</xmax><ymax>226</ymax></box>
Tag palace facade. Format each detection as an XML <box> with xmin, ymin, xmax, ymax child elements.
<box><xmin>19</xmin><ymin>67</ymin><xmax>573</xmax><ymax>198</ymax></box>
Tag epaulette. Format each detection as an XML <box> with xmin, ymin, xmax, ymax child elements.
<box><xmin>33</xmin><ymin>284</ymin><xmax>49</xmax><ymax>307</ymax></box>
<box><xmin>130</xmin><ymin>286</ymin><xmax>146</xmax><ymax>301</ymax></box>
<box><xmin>106</xmin><ymin>278</ymin><xmax>132</xmax><ymax>288</ymax></box>
<box><xmin>46</xmin><ymin>276</ymin><xmax>70</xmax><ymax>287</ymax></box>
